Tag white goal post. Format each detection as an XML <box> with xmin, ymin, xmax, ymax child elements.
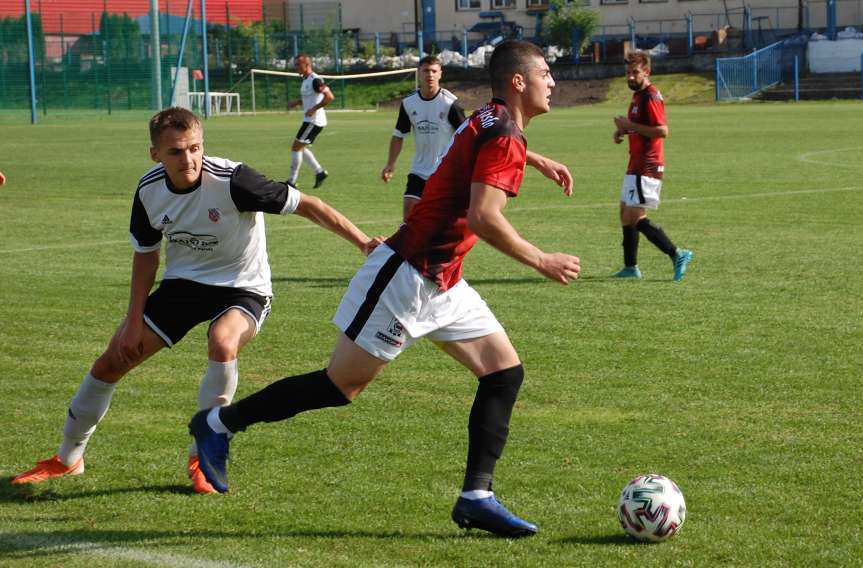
<box><xmin>248</xmin><ymin>67</ymin><xmax>418</xmax><ymax>114</ymax></box>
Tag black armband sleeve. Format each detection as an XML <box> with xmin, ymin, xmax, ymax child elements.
<box><xmin>230</xmin><ymin>163</ymin><xmax>298</xmax><ymax>214</ymax></box>
<box><xmin>448</xmin><ymin>102</ymin><xmax>467</xmax><ymax>130</ymax></box>
<box><xmin>129</xmin><ymin>190</ymin><xmax>162</xmax><ymax>249</ymax></box>
<box><xmin>394</xmin><ymin>102</ymin><xmax>412</xmax><ymax>134</ymax></box>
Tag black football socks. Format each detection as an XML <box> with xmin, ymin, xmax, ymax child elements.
<box><xmin>462</xmin><ymin>365</ymin><xmax>525</xmax><ymax>492</ymax></box>
<box><xmin>218</xmin><ymin>369</ymin><xmax>349</xmax><ymax>433</ymax></box>
<box><xmin>622</xmin><ymin>225</ymin><xmax>640</xmax><ymax>267</ymax></box>
<box><xmin>636</xmin><ymin>217</ymin><xmax>677</xmax><ymax>258</ymax></box>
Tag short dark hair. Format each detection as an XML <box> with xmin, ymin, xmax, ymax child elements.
<box><xmin>418</xmin><ymin>55</ymin><xmax>441</xmax><ymax>68</ymax></box>
<box><xmin>149</xmin><ymin>107</ymin><xmax>202</xmax><ymax>145</ymax></box>
<box><xmin>625</xmin><ymin>51</ymin><xmax>651</xmax><ymax>70</ymax></box>
<box><xmin>487</xmin><ymin>40</ymin><xmax>545</xmax><ymax>95</ymax></box>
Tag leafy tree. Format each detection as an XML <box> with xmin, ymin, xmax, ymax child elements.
<box><xmin>542</xmin><ymin>0</ymin><xmax>599</xmax><ymax>53</ymax></box>
<box><xmin>0</xmin><ymin>14</ymin><xmax>45</xmax><ymax>62</ymax></box>
<box><xmin>98</xmin><ymin>13</ymin><xmax>142</xmax><ymax>62</ymax></box>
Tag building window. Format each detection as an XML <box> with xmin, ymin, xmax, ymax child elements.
<box><xmin>492</xmin><ymin>0</ymin><xmax>516</xmax><ymax>7</ymax></box>
<box><xmin>456</xmin><ymin>0</ymin><xmax>481</xmax><ymax>10</ymax></box>
<box><xmin>526</xmin><ymin>0</ymin><xmax>549</xmax><ymax>7</ymax></box>
<box><xmin>600</xmin><ymin>0</ymin><xmax>628</xmax><ymax>4</ymax></box>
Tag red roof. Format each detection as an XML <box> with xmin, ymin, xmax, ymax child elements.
<box><xmin>0</xmin><ymin>0</ymin><xmax>262</xmax><ymax>34</ymax></box>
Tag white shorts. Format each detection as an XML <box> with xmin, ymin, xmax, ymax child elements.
<box><xmin>620</xmin><ymin>174</ymin><xmax>662</xmax><ymax>209</ymax></box>
<box><xmin>333</xmin><ymin>244</ymin><xmax>504</xmax><ymax>362</ymax></box>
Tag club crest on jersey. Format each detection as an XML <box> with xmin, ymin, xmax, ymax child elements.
<box><xmin>374</xmin><ymin>317</ymin><xmax>405</xmax><ymax>348</ymax></box>
<box><xmin>208</xmin><ymin>208</ymin><xmax>221</xmax><ymax>223</ymax></box>
<box><xmin>387</xmin><ymin>317</ymin><xmax>404</xmax><ymax>338</ymax></box>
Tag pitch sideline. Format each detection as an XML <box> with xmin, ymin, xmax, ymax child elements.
<box><xmin>0</xmin><ymin>530</ymin><xmax>256</xmax><ymax>568</ymax></box>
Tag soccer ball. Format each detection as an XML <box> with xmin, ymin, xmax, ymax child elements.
<box><xmin>618</xmin><ymin>474</ymin><xmax>686</xmax><ymax>543</ymax></box>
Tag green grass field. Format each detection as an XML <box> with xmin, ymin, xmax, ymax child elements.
<box><xmin>0</xmin><ymin>100</ymin><xmax>861</xmax><ymax>567</ymax></box>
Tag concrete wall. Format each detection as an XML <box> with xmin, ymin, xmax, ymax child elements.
<box><xmin>267</xmin><ymin>0</ymin><xmax>863</xmax><ymax>39</ymax></box>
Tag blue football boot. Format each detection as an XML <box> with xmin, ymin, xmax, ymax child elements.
<box><xmin>612</xmin><ymin>265</ymin><xmax>642</xmax><ymax>279</ymax></box>
<box><xmin>672</xmin><ymin>249</ymin><xmax>693</xmax><ymax>282</ymax></box>
<box><xmin>452</xmin><ymin>495</ymin><xmax>538</xmax><ymax>538</ymax></box>
<box><xmin>188</xmin><ymin>410</ymin><xmax>230</xmax><ymax>493</ymax></box>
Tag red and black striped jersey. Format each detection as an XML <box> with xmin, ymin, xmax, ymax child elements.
<box><xmin>386</xmin><ymin>98</ymin><xmax>527</xmax><ymax>291</ymax></box>
<box><xmin>627</xmin><ymin>84</ymin><xmax>666</xmax><ymax>179</ymax></box>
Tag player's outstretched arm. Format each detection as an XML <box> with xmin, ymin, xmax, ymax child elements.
<box><xmin>294</xmin><ymin>192</ymin><xmax>384</xmax><ymax>256</ymax></box>
<box><xmin>117</xmin><ymin>250</ymin><xmax>159</xmax><ymax>364</ymax></box>
<box><xmin>525</xmin><ymin>151</ymin><xmax>573</xmax><ymax>196</ymax></box>
<box><xmin>467</xmin><ymin>183</ymin><xmax>580</xmax><ymax>285</ymax></box>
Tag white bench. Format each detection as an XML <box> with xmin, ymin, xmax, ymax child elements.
<box><xmin>188</xmin><ymin>92</ymin><xmax>241</xmax><ymax>115</ymax></box>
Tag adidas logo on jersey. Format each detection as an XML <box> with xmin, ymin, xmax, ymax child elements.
<box><xmin>161</xmin><ymin>214</ymin><xmax>174</xmax><ymax>225</ymax></box>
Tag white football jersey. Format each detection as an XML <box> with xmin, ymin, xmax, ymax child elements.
<box><xmin>130</xmin><ymin>156</ymin><xmax>301</xmax><ymax>297</ymax></box>
<box><xmin>300</xmin><ymin>72</ymin><xmax>327</xmax><ymax>127</ymax></box>
<box><xmin>393</xmin><ymin>88</ymin><xmax>465</xmax><ymax>179</ymax></box>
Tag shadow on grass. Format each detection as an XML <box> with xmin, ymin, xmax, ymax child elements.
<box><xmin>0</xmin><ymin>477</ymin><xmax>196</xmax><ymax>502</ymax></box>
<box><xmin>270</xmin><ymin>276</ymin><xmax>352</xmax><ymax>287</ymax></box>
<box><xmin>554</xmin><ymin>533</ymin><xmax>635</xmax><ymax>546</ymax></box>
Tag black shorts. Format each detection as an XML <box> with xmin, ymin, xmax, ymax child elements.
<box><xmin>144</xmin><ymin>279</ymin><xmax>272</xmax><ymax>347</ymax></box>
<box><xmin>404</xmin><ymin>173</ymin><xmax>427</xmax><ymax>200</ymax></box>
<box><xmin>295</xmin><ymin>122</ymin><xmax>324</xmax><ymax>145</ymax></box>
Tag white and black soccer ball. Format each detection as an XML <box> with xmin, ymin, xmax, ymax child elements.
<box><xmin>618</xmin><ymin>474</ymin><xmax>686</xmax><ymax>543</ymax></box>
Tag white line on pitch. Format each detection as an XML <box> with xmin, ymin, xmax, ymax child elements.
<box><xmin>0</xmin><ymin>186</ymin><xmax>857</xmax><ymax>255</ymax></box>
<box><xmin>795</xmin><ymin>147</ymin><xmax>863</xmax><ymax>168</ymax></box>
<box><xmin>507</xmin><ymin>185</ymin><xmax>861</xmax><ymax>214</ymax></box>
<box><xmin>0</xmin><ymin>531</ymin><xmax>253</xmax><ymax>568</ymax></box>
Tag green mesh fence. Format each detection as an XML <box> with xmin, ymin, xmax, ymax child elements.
<box><xmin>0</xmin><ymin>2</ymin><xmax>352</xmax><ymax>117</ymax></box>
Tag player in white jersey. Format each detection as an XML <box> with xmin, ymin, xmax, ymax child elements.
<box><xmin>288</xmin><ymin>54</ymin><xmax>334</xmax><ymax>189</ymax></box>
<box><xmin>12</xmin><ymin>107</ymin><xmax>381</xmax><ymax>493</ymax></box>
<box><xmin>381</xmin><ymin>55</ymin><xmax>466</xmax><ymax>220</ymax></box>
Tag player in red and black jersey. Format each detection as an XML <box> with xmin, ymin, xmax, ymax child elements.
<box><xmin>189</xmin><ymin>40</ymin><xmax>581</xmax><ymax>538</ymax></box>
<box><xmin>612</xmin><ymin>51</ymin><xmax>693</xmax><ymax>281</ymax></box>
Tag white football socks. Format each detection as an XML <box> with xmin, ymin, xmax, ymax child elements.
<box><xmin>206</xmin><ymin>407</ymin><xmax>231</xmax><ymax>435</ymax></box>
<box><xmin>190</xmin><ymin>359</ymin><xmax>238</xmax><ymax>456</ymax></box>
<box><xmin>288</xmin><ymin>150</ymin><xmax>303</xmax><ymax>185</ymax></box>
<box><xmin>460</xmin><ymin>489</ymin><xmax>494</xmax><ymax>500</ymax></box>
<box><xmin>302</xmin><ymin>147</ymin><xmax>323</xmax><ymax>173</ymax></box>
<box><xmin>57</xmin><ymin>372</ymin><xmax>116</xmax><ymax>466</ymax></box>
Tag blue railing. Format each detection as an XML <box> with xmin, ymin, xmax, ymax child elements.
<box><xmin>715</xmin><ymin>41</ymin><xmax>783</xmax><ymax>101</ymax></box>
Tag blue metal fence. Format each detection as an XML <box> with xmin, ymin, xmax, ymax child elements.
<box><xmin>715</xmin><ymin>41</ymin><xmax>783</xmax><ymax>101</ymax></box>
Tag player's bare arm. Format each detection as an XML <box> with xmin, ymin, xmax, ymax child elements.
<box><xmin>0</xmin><ymin>171</ymin><xmax>6</xmax><ymax>185</ymax></box>
<box><xmin>381</xmin><ymin>136</ymin><xmax>404</xmax><ymax>182</ymax></box>
<box><xmin>613</xmin><ymin>116</ymin><xmax>668</xmax><ymax>139</ymax></box>
<box><xmin>525</xmin><ymin>150</ymin><xmax>573</xmax><ymax>196</ymax></box>
<box><xmin>467</xmin><ymin>183</ymin><xmax>580</xmax><ymax>285</ymax></box>
<box><xmin>117</xmin><ymin>250</ymin><xmax>160</xmax><ymax>364</ymax></box>
<box><xmin>306</xmin><ymin>87</ymin><xmax>335</xmax><ymax>117</ymax></box>
<box><xmin>294</xmin><ymin>192</ymin><xmax>384</xmax><ymax>255</ymax></box>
